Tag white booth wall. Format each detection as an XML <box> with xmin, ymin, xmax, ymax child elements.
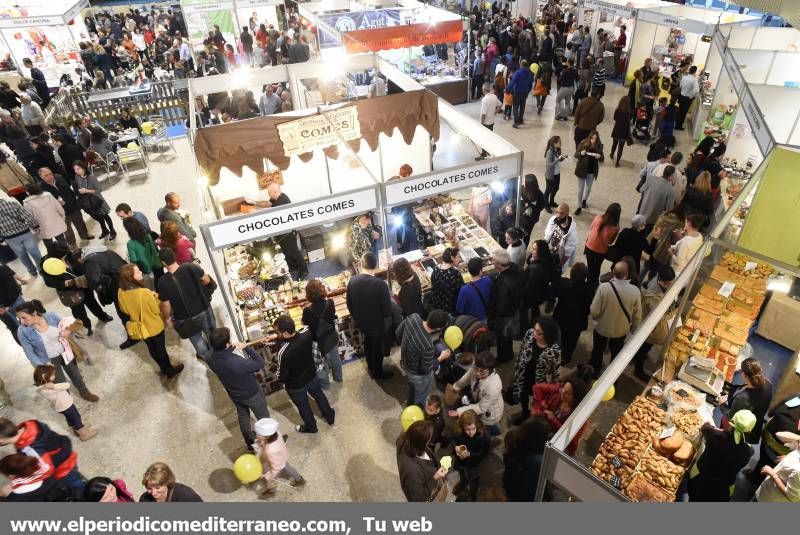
<box><xmin>749</xmin><ymin>84</ymin><xmax>800</xmax><ymax>145</ymax></box>
<box><xmin>726</xmin><ymin>26</ymin><xmax>800</xmax><ymax>52</ymax></box>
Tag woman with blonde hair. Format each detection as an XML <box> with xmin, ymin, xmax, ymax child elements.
<box><xmin>157</xmin><ymin>220</ymin><xmax>195</xmax><ymax>264</ymax></box>
<box><xmin>139</xmin><ymin>462</ymin><xmax>202</xmax><ymax>502</ymax></box>
<box><xmin>117</xmin><ymin>264</ymin><xmax>183</xmax><ymax>378</ymax></box>
<box><xmin>678</xmin><ymin>170</ymin><xmax>714</xmax><ymax>229</ymax></box>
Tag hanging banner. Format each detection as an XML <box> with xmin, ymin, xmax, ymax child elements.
<box><xmin>384</xmin><ymin>155</ymin><xmax>520</xmax><ymax>206</ymax></box>
<box><xmin>739</xmin><ymin>88</ymin><xmax>774</xmax><ymax>156</ymax></box>
<box><xmin>723</xmin><ymin>49</ymin><xmax>744</xmax><ymax>94</ymax></box>
<box><xmin>277</xmin><ymin>106</ymin><xmax>361</xmax><ymax>157</ymax></box>
<box><xmin>318</xmin><ymin>9</ymin><xmax>403</xmax><ymax>49</ymax></box>
<box><xmin>583</xmin><ymin>0</ymin><xmax>634</xmax><ymax>19</ymax></box>
<box><xmin>636</xmin><ymin>9</ymin><xmax>712</xmax><ymax>35</ymax></box>
<box><xmin>343</xmin><ymin>20</ymin><xmax>464</xmax><ymax>53</ymax></box>
<box><xmin>205</xmin><ymin>187</ymin><xmax>378</xmax><ymax>249</ymax></box>
<box><xmin>257</xmin><ymin>169</ymin><xmax>284</xmax><ymax>190</ymax></box>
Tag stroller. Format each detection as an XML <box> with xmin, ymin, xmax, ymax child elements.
<box><xmin>632</xmin><ymin>104</ymin><xmax>652</xmax><ymax>144</ymax></box>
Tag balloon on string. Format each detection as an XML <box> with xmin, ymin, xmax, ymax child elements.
<box><xmin>601</xmin><ymin>385</ymin><xmax>615</xmax><ymax>402</ymax></box>
<box><xmin>233</xmin><ymin>454</ymin><xmax>262</xmax><ymax>484</ymax></box>
<box><xmin>400</xmin><ymin>405</ymin><xmax>425</xmax><ymax>431</ymax></box>
<box><xmin>42</xmin><ymin>258</ymin><xmax>67</xmax><ymax>276</ymax></box>
<box><xmin>443</xmin><ymin>326</ymin><xmax>463</xmax><ymax>350</ymax></box>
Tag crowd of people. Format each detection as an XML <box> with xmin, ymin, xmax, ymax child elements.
<box><xmin>0</xmin><ymin>0</ymin><xmax>796</xmax><ymax>505</ymax></box>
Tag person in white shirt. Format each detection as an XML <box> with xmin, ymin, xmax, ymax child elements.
<box><xmin>479</xmin><ymin>84</ymin><xmax>501</xmax><ymax>130</ymax></box>
<box><xmin>19</xmin><ymin>94</ymin><xmax>45</xmax><ymax>136</ymax></box>
<box><xmin>756</xmin><ymin>432</ymin><xmax>800</xmax><ymax>502</ymax></box>
<box><xmin>670</xmin><ymin>213</ymin><xmax>703</xmax><ymax>273</ymax></box>
<box><xmin>676</xmin><ymin>65</ymin><xmax>700</xmax><ymax>130</ymax></box>
<box><xmin>368</xmin><ymin>75</ymin><xmax>386</xmax><ymax>98</ymax></box>
<box><xmin>477</xmin><ymin>84</ymin><xmax>501</xmax><ymax>160</ymax></box>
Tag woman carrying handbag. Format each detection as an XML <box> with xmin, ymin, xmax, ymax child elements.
<box><xmin>117</xmin><ymin>264</ymin><xmax>184</xmax><ymax>379</ymax></box>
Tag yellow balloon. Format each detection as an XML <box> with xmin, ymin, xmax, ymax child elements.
<box><xmin>233</xmin><ymin>453</ymin><xmax>263</xmax><ymax>484</ymax></box>
<box><xmin>443</xmin><ymin>326</ymin><xmax>463</xmax><ymax>350</ymax></box>
<box><xmin>601</xmin><ymin>385</ymin><xmax>615</xmax><ymax>402</ymax></box>
<box><xmin>400</xmin><ymin>405</ymin><xmax>425</xmax><ymax>431</ymax></box>
<box><xmin>42</xmin><ymin>258</ymin><xmax>67</xmax><ymax>276</ymax></box>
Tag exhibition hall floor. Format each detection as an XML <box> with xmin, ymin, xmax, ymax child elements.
<box><xmin>0</xmin><ymin>82</ymin><xmax>698</xmax><ymax>501</ymax></box>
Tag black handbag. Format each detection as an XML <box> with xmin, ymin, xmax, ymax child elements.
<box><xmin>170</xmin><ymin>273</ymin><xmax>203</xmax><ymax>339</ymax></box>
<box><xmin>57</xmin><ymin>289</ymin><xmax>85</xmax><ymax>308</ymax></box>
<box><xmin>77</xmin><ymin>193</ymin><xmax>103</xmax><ymax>216</ymax></box>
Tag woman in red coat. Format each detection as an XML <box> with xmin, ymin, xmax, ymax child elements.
<box><xmin>531</xmin><ymin>365</ymin><xmax>593</xmax><ymax>455</ymax></box>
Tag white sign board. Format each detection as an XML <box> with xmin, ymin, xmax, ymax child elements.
<box><xmin>584</xmin><ymin>0</ymin><xmax>634</xmax><ymax>19</ymax></box>
<box><xmin>237</xmin><ymin>0</ymin><xmax>284</xmax><ymax>6</ymax></box>
<box><xmin>0</xmin><ymin>0</ymin><xmax>87</xmax><ymax>28</ymax></box>
<box><xmin>636</xmin><ymin>9</ymin><xmax>711</xmax><ymax>35</ymax></box>
<box><xmin>181</xmin><ymin>1</ymin><xmax>235</xmax><ymax>14</ymax></box>
<box><xmin>277</xmin><ymin>107</ymin><xmax>361</xmax><ymax>158</ymax></box>
<box><xmin>723</xmin><ymin>50</ymin><xmax>744</xmax><ymax>94</ymax></box>
<box><xmin>384</xmin><ymin>156</ymin><xmax>520</xmax><ymax>206</ymax></box>
<box><xmin>739</xmin><ymin>88</ymin><xmax>774</xmax><ymax>156</ymax></box>
<box><xmin>205</xmin><ymin>187</ymin><xmax>378</xmax><ymax>249</ymax></box>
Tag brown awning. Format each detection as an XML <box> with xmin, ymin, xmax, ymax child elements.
<box><xmin>194</xmin><ymin>90</ymin><xmax>440</xmax><ymax>184</ymax></box>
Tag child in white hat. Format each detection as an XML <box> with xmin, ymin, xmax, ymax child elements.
<box><xmin>253</xmin><ymin>418</ymin><xmax>305</xmax><ymax>496</ymax></box>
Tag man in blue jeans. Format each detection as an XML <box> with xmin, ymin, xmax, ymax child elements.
<box><xmin>274</xmin><ymin>315</ymin><xmax>335</xmax><ymax>434</ymax></box>
<box><xmin>507</xmin><ymin>59</ymin><xmax>534</xmax><ymax>128</ymax></box>
<box><xmin>396</xmin><ymin>309</ymin><xmax>451</xmax><ymax>407</ymax></box>
<box><xmin>208</xmin><ymin>327</ymin><xmax>269</xmax><ymax>451</ymax></box>
<box><xmin>158</xmin><ymin>247</ymin><xmax>217</xmax><ymax>361</ymax></box>
<box><xmin>0</xmin><ymin>194</ymin><xmax>42</xmax><ymax>278</ymax></box>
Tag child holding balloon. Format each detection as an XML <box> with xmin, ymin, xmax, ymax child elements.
<box><xmin>253</xmin><ymin>418</ymin><xmax>305</xmax><ymax>497</ymax></box>
<box><xmin>452</xmin><ymin>409</ymin><xmax>491</xmax><ymax>502</ymax></box>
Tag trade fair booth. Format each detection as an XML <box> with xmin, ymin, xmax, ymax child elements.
<box><xmin>0</xmin><ymin>0</ymin><xmax>91</xmax><ymax>89</ymax></box>
<box><xmin>576</xmin><ymin>0</ymin><xmax>672</xmax><ymax>53</ymax></box>
<box><xmin>623</xmin><ymin>3</ymin><xmax>759</xmax><ymax>85</ymax></box>
<box><xmin>188</xmin><ymin>54</ymin><xmax>521</xmax><ymax>395</ymax></box>
<box><xmin>534</xmin><ymin>144</ymin><xmax>800</xmax><ymax>502</ymax></box>
<box><xmin>234</xmin><ymin>0</ymin><xmax>286</xmax><ymax>36</ymax></box>
<box><xmin>690</xmin><ymin>27</ymin><xmax>800</xmax><ymax>144</ymax></box>
<box><xmin>180</xmin><ymin>0</ymin><xmax>238</xmax><ymax>53</ymax></box>
<box><xmin>298</xmin><ymin>0</ymin><xmax>469</xmax><ymax>104</ymax></box>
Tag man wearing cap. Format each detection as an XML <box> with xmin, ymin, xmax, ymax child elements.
<box><xmin>208</xmin><ymin>327</ymin><xmax>270</xmax><ymax>451</ymax></box>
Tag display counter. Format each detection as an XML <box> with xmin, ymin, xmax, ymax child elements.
<box><xmin>535</xmin><ymin>145</ymin><xmax>800</xmax><ymax>502</ymax></box>
<box><xmin>756</xmin><ymin>293</ymin><xmax>800</xmax><ymax>351</ymax></box>
<box><xmin>418</xmin><ymin>75</ymin><xmax>468</xmax><ymax>105</ymax></box>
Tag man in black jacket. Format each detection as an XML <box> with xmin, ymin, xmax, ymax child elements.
<box><xmin>275</xmin><ymin>315</ymin><xmax>335</xmax><ymax>434</ymax></box>
<box><xmin>240</xmin><ymin>27</ymin><xmax>254</xmax><ymax>64</ymax></box>
<box><xmin>37</xmin><ymin>166</ymin><xmax>93</xmax><ymax>248</ymax></box>
<box><xmin>346</xmin><ymin>252</ymin><xmax>394</xmax><ymax>380</ymax></box>
<box><xmin>0</xmin><ymin>264</ymin><xmax>24</xmax><ymax>345</ymax></box>
<box><xmin>490</xmin><ymin>249</ymin><xmax>524</xmax><ymax>362</ymax></box>
<box><xmin>208</xmin><ymin>327</ymin><xmax>269</xmax><ymax>450</ymax></box>
<box><xmin>51</xmin><ymin>133</ymin><xmax>85</xmax><ymax>183</ymax></box>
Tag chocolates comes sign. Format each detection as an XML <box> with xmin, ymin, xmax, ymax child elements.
<box><xmin>205</xmin><ymin>187</ymin><xmax>378</xmax><ymax>249</ymax></box>
<box><xmin>277</xmin><ymin>107</ymin><xmax>361</xmax><ymax>157</ymax></box>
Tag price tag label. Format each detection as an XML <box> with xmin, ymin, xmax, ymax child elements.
<box><xmin>744</xmin><ymin>261</ymin><xmax>757</xmax><ymax>272</ymax></box>
<box><xmin>611</xmin><ymin>456</ymin><xmax>623</xmax><ymax>468</ymax></box>
<box><xmin>660</xmin><ymin>426</ymin><xmax>676</xmax><ymax>440</ymax></box>
<box><xmin>610</xmin><ymin>475</ymin><xmax>622</xmax><ymax>489</ymax></box>
<box><xmin>718</xmin><ymin>281</ymin><xmax>736</xmax><ymax>298</ymax></box>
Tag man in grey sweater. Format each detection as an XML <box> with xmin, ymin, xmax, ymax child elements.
<box><xmin>637</xmin><ymin>165</ymin><xmax>677</xmax><ymax>232</ymax></box>
<box><xmin>589</xmin><ymin>262</ymin><xmax>642</xmax><ymax>377</ymax></box>
<box><xmin>396</xmin><ymin>309</ymin><xmax>451</xmax><ymax>407</ymax></box>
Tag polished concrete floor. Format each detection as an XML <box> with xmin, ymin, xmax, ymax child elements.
<box><xmin>0</xmin><ymin>80</ymin><xmax>697</xmax><ymax>501</ymax></box>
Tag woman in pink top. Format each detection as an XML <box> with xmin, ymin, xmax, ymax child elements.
<box><xmin>253</xmin><ymin>418</ymin><xmax>305</xmax><ymax>498</ymax></box>
<box><xmin>157</xmin><ymin>220</ymin><xmax>195</xmax><ymax>264</ymax></box>
<box><xmin>584</xmin><ymin>202</ymin><xmax>621</xmax><ymax>285</ymax></box>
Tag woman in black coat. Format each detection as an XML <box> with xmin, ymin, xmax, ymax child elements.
<box><xmin>40</xmin><ymin>242</ymin><xmax>113</xmax><ymax>335</ymax></box>
<box><xmin>718</xmin><ymin>358</ymin><xmax>773</xmax><ymax>444</ymax></box>
<box><xmin>301</xmin><ymin>279</ymin><xmax>342</xmax><ymax>385</ymax></box>
<box><xmin>392</xmin><ymin>257</ymin><xmax>424</xmax><ymax>318</ymax></box>
<box><xmin>688</xmin><ymin>412</ymin><xmax>754</xmax><ymax>502</ymax></box>
<box><xmin>610</xmin><ymin>96</ymin><xmax>631</xmax><ymax>167</ymax></box>
<box><xmin>396</xmin><ymin>420</ymin><xmax>447</xmax><ymax>502</ymax></box>
<box><xmin>519</xmin><ymin>239</ymin><xmax>557</xmax><ymax>336</ymax></box>
<box><xmin>503</xmin><ymin>416</ymin><xmax>549</xmax><ymax>502</ymax></box>
<box><xmin>553</xmin><ymin>262</ymin><xmax>592</xmax><ymax>365</ymax></box>
<box><xmin>519</xmin><ymin>174</ymin><xmax>546</xmax><ymax>240</ymax></box>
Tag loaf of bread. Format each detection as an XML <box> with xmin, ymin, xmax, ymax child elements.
<box><xmin>672</xmin><ymin>441</ymin><xmax>695</xmax><ymax>466</ymax></box>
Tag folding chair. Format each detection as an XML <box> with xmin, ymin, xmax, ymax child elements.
<box><xmin>141</xmin><ymin>115</ymin><xmax>176</xmax><ymax>159</ymax></box>
<box><xmin>117</xmin><ymin>143</ymin><xmax>149</xmax><ymax>181</ymax></box>
<box><xmin>85</xmin><ymin>149</ymin><xmax>121</xmax><ymax>182</ymax></box>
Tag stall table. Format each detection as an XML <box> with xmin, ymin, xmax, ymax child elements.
<box><xmin>756</xmin><ymin>293</ymin><xmax>800</xmax><ymax>351</ymax></box>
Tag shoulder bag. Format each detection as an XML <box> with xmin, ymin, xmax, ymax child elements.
<box><xmin>469</xmin><ymin>281</ymin><xmax>490</xmax><ymax>317</ymax></box>
<box><xmin>608</xmin><ymin>281</ymin><xmax>632</xmax><ymax>326</ymax></box>
<box><xmin>309</xmin><ymin>300</ymin><xmax>338</xmax><ymax>354</ymax></box>
<box><xmin>170</xmin><ymin>272</ymin><xmax>203</xmax><ymax>339</ymax></box>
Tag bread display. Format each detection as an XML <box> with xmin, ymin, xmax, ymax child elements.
<box><xmin>672</xmin><ymin>441</ymin><xmax>696</xmax><ymax>467</ymax></box>
<box><xmin>693</xmin><ymin>294</ymin><xmax>726</xmax><ymax>315</ymax></box>
<box><xmin>624</xmin><ymin>474</ymin><xmax>675</xmax><ymax>503</ymax></box>
<box><xmin>636</xmin><ymin>449</ymin><xmax>684</xmax><ymax>494</ymax></box>
<box><xmin>670</xmin><ymin>409</ymin><xmax>704</xmax><ymax>438</ymax></box>
<box><xmin>652</xmin><ymin>430</ymin><xmax>684</xmax><ymax>455</ymax></box>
